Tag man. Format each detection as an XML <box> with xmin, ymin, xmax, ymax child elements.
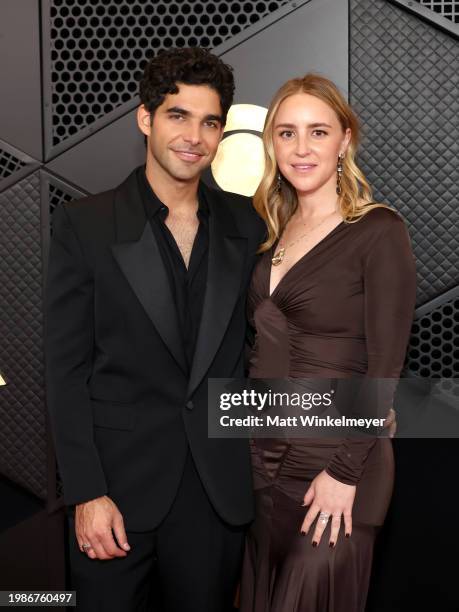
<box><xmin>45</xmin><ymin>47</ymin><xmax>264</xmax><ymax>612</ymax></box>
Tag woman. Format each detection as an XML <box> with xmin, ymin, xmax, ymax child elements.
<box><xmin>240</xmin><ymin>74</ymin><xmax>416</xmax><ymax>612</ymax></box>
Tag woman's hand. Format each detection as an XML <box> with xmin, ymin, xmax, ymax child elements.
<box><xmin>301</xmin><ymin>470</ymin><xmax>356</xmax><ymax>547</ymax></box>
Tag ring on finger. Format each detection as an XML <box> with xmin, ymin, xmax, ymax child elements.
<box><xmin>318</xmin><ymin>511</ymin><xmax>330</xmax><ymax>525</ymax></box>
<box><xmin>82</xmin><ymin>543</ymin><xmax>92</xmax><ymax>551</ymax></box>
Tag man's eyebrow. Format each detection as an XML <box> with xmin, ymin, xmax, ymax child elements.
<box><xmin>274</xmin><ymin>122</ymin><xmax>333</xmax><ymax>129</ymax></box>
<box><xmin>166</xmin><ymin>107</ymin><xmax>223</xmax><ymax>124</ymax></box>
<box><xmin>204</xmin><ymin>114</ymin><xmax>223</xmax><ymax>124</ymax></box>
<box><xmin>166</xmin><ymin>106</ymin><xmax>190</xmax><ymax>116</ymax></box>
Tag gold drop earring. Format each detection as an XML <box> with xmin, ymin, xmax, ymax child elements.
<box><xmin>276</xmin><ymin>172</ymin><xmax>282</xmax><ymax>193</ymax></box>
<box><xmin>336</xmin><ymin>153</ymin><xmax>344</xmax><ymax>195</ymax></box>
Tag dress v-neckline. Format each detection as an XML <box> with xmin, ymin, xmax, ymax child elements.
<box><xmin>268</xmin><ymin>221</ymin><xmax>345</xmax><ymax>298</ymax></box>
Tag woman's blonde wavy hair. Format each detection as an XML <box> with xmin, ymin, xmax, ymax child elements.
<box><xmin>255</xmin><ymin>73</ymin><xmax>389</xmax><ymax>252</ymax></box>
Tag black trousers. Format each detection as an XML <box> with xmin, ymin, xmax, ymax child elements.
<box><xmin>67</xmin><ymin>451</ymin><xmax>246</xmax><ymax>612</ymax></box>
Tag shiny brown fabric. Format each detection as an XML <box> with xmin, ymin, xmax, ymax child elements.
<box><xmin>240</xmin><ymin>209</ymin><xmax>416</xmax><ymax>612</ymax></box>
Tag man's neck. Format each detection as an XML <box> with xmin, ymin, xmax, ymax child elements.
<box><xmin>144</xmin><ymin>158</ymin><xmax>200</xmax><ymax>212</ymax></box>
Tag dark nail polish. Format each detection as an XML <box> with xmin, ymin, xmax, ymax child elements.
<box><xmin>300</xmin><ymin>531</ymin><xmax>306</xmax><ymax>537</ymax></box>
<box><xmin>312</xmin><ymin>541</ymin><xmax>317</xmax><ymax>548</ymax></box>
<box><xmin>345</xmin><ymin>533</ymin><xmax>350</xmax><ymax>538</ymax></box>
<box><xmin>329</xmin><ymin>541</ymin><xmax>335</xmax><ymax>548</ymax></box>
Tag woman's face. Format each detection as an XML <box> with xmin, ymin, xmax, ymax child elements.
<box><xmin>272</xmin><ymin>93</ymin><xmax>351</xmax><ymax>198</ymax></box>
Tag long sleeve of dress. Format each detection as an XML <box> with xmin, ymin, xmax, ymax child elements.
<box><xmin>325</xmin><ymin>213</ymin><xmax>417</xmax><ymax>485</ymax></box>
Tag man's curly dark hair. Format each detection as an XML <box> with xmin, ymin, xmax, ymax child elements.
<box><xmin>139</xmin><ymin>47</ymin><xmax>235</xmax><ymax>125</ymax></box>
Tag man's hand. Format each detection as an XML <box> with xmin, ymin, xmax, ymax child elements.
<box><xmin>384</xmin><ymin>407</ymin><xmax>397</xmax><ymax>438</ymax></box>
<box><xmin>75</xmin><ymin>495</ymin><xmax>131</xmax><ymax>560</ymax></box>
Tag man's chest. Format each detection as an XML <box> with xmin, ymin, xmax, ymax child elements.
<box><xmin>164</xmin><ymin>212</ymin><xmax>200</xmax><ymax>268</ymax></box>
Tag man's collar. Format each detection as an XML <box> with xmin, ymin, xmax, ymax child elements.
<box><xmin>137</xmin><ymin>165</ymin><xmax>209</xmax><ymax>219</ymax></box>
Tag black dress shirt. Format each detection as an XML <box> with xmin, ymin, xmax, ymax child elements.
<box><xmin>137</xmin><ymin>166</ymin><xmax>209</xmax><ymax>371</ymax></box>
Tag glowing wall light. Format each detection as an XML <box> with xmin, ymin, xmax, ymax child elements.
<box><xmin>211</xmin><ymin>104</ymin><xmax>268</xmax><ymax>197</ymax></box>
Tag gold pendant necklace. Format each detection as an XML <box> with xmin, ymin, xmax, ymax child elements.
<box><xmin>271</xmin><ymin>248</ymin><xmax>285</xmax><ymax>266</ymax></box>
<box><xmin>271</xmin><ymin>213</ymin><xmax>336</xmax><ymax>266</ymax></box>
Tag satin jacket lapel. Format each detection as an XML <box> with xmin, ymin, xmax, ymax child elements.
<box><xmin>110</xmin><ymin>170</ymin><xmax>187</xmax><ymax>374</ymax></box>
<box><xmin>187</xmin><ymin>186</ymin><xmax>247</xmax><ymax>398</ymax></box>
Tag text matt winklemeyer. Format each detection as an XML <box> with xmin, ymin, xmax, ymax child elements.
<box><xmin>219</xmin><ymin>415</ymin><xmax>386</xmax><ymax>428</ymax></box>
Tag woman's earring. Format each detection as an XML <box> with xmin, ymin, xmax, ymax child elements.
<box><xmin>336</xmin><ymin>153</ymin><xmax>344</xmax><ymax>195</ymax></box>
<box><xmin>276</xmin><ymin>172</ymin><xmax>282</xmax><ymax>193</ymax></box>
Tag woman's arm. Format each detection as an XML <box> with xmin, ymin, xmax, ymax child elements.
<box><xmin>301</xmin><ymin>212</ymin><xmax>417</xmax><ymax>546</ymax></box>
<box><xmin>325</xmin><ymin>213</ymin><xmax>417</xmax><ymax>484</ymax></box>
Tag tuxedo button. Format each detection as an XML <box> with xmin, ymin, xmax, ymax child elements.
<box><xmin>185</xmin><ymin>400</ymin><xmax>194</xmax><ymax>411</ymax></box>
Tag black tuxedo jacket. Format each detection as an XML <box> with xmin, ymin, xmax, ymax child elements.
<box><xmin>45</xmin><ymin>168</ymin><xmax>265</xmax><ymax>531</ymax></box>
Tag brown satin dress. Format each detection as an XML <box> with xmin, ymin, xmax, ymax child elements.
<box><xmin>240</xmin><ymin>208</ymin><xmax>416</xmax><ymax>612</ymax></box>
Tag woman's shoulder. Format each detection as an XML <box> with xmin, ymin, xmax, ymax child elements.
<box><xmin>350</xmin><ymin>203</ymin><xmax>414</xmax><ymax>264</ymax></box>
<box><xmin>359</xmin><ymin>203</ymin><xmax>403</xmax><ymax>223</ymax></box>
<box><xmin>356</xmin><ymin>203</ymin><xmax>407</xmax><ymax>238</ymax></box>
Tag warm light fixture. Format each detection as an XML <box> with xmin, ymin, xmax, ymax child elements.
<box><xmin>212</xmin><ymin>133</ymin><xmax>265</xmax><ymax>197</ymax></box>
<box><xmin>211</xmin><ymin>103</ymin><xmax>268</xmax><ymax>197</ymax></box>
<box><xmin>0</xmin><ymin>372</ymin><xmax>6</xmax><ymax>386</ymax></box>
<box><xmin>223</xmin><ymin>103</ymin><xmax>267</xmax><ymax>134</ymax></box>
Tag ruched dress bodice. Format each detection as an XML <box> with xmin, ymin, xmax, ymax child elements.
<box><xmin>248</xmin><ymin>209</ymin><xmax>415</xmax><ymax>380</ymax></box>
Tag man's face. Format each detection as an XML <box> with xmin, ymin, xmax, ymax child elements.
<box><xmin>138</xmin><ymin>83</ymin><xmax>225</xmax><ymax>183</ymax></box>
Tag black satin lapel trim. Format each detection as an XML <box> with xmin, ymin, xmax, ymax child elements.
<box><xmin>111</xmin><ymin>222</ymin><xmax>187</xmax><ymax>375</ymax></box>
<box><xmin>187</xmin><ymin>222</ymin><xmax>247</xmax><ymax>399</ymax></box>
<box><xmin>113</xmin><ymin>167</ymin><xmax>148</xmax><ymax>243</ymax></box>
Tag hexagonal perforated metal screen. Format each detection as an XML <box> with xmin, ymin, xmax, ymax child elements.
<box><xmin>406</xmin><ymin>289</ymin><xmax>459</xmax><ymax>378</ymax></box>
<box><xmin>47</xmin><ymin>0</ymin><xmax>289</xmax><ymax>148</ymax></box>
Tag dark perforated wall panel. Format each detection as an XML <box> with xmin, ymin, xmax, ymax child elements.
<box><xmin>46</xmin><ymin>0</ymin><xmax>289</xmax><ymax>149</ymax></box>
<box><xmin>0</xmin><ymin>140</ymin><xmax>41</xmax><ymax>193</ymax></box>
<box><xmin>350</xmin><ymin>0</ymin><xmax>458</xmax><ymax>306</ymax></box>
<box><xmin>0</xmin><ymin>171</ymin><xmax>46</xmax><ymax>499</ymax></box>
<box><xmin>41</xmin><ymin>171</ymin><xmax>88</xmax><ymax>220</ymax></box>
<box><xmin>415</xmin><ymin>0</ymin><xmax>459</xmax><ymax>22</ymax></box>
<box><xmin>406</xmin><ymin>287</ymin><xmax>459</xmax><ymax>377</ymax></box>
<box><xmin>0</xmin><ymin>149</ymin><xmax>26</xmax><ymax>181</ymax></box>
<box><xmin>49</xmin><ymin>183</ymin><xmax>78</xmax><ymax>215</ymax></box>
